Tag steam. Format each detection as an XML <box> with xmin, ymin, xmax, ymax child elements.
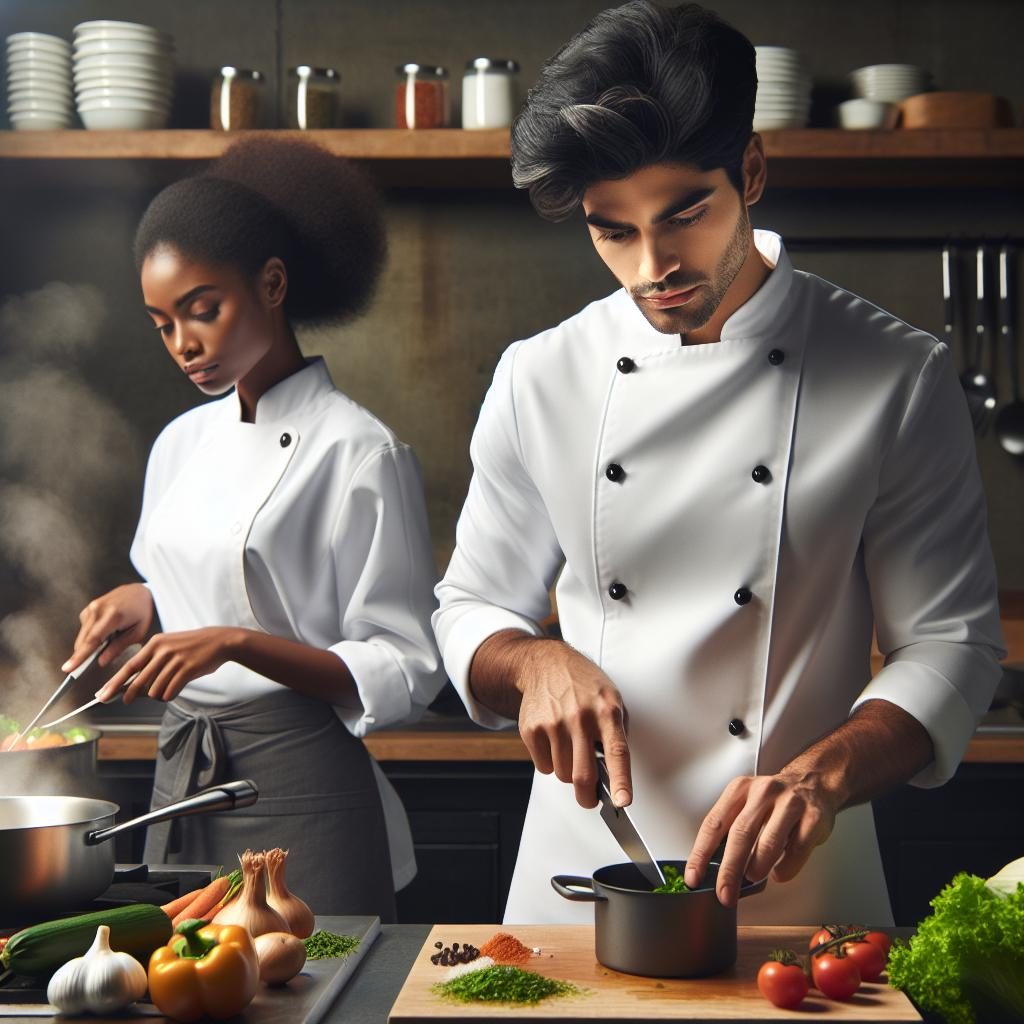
<box><xmin>0</xmin><ymin>281</ymin><xmax>142</xmax><ymax>716</ymax></box>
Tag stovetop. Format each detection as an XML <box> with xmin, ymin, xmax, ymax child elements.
<box><xmin>0</xmin><ymin>864</ymin><xmax>215</xmax><ymax>1007</ymax></box>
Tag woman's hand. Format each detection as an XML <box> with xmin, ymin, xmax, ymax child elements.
<box><xmin>95</xmin><ymin>627</ymin><xmax>243</xmax><ymax>705</ymax></box>
<box><xmin>63</xmin><ymin>584</ymin><xmax>155</xmax><ymax>673</ymax></box>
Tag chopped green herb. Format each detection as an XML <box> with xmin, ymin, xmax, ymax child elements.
<box><xmin>303</xmin><ymin>930</ymin><xmax>360</xmax><ymax>960</ymax></box>
<box><xmin>653</xmin><ymin>864</ymin><xmax>690</xmax><ymax>893</ymax></box>
<box><xmin>433</xmin><ymin>964</ymin><xmax>580</xmax><ymax>1004</ymax></box>
<box><xmin>0</xmin><ymin>716</ymin><xmax>19</xmax><ymax>737</ymax></box>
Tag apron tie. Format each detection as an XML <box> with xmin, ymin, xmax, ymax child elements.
<box><xmin>147</xmin><ymin>704</ymin><xmax>228</xmax><ymax>860</ymax></box>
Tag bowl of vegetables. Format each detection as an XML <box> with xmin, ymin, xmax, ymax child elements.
<box><xmin>551</xmin><ymin>860</ymin><xmax>766</xmax><ymax>978</ymax></box>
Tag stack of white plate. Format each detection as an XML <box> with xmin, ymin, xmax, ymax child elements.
<box><xmin>753</xmin><ymin>46</ymin><xmax>811</xmax><ymax>130</ymax></box>
<box><xmin>850</xmin><ymin>64</ymin><xmax>929</xmax><ymax>104</ymax></box>
<box><xmin>6</xmin><ymin>32</ymin><xmax>74</xmax><ymax>130</ymax></box>
<box><xmin>72</xmin><ymin>20</ymin><xmax>174</xmax><ymax>130</ymax></box>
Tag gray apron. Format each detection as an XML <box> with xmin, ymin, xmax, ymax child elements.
<box><xmin>143</xmin><ymin>689</ymin><xmax>396</xmax><ymax>920</ymax></box>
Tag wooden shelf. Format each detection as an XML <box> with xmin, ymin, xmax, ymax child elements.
<box><xmin>0</xmin><ymin>128</ymin><xmax>1022</xmax><ymax>188</ymax></box>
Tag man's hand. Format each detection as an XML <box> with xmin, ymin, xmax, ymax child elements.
<box><xmin>94</xmin><ymin>626</ymin><xmax>241</xmax><ymax>705</ymax></box>
<box><xmin>471</xmin><ymin>630</ymin><xmax>632</xmax><ymax>809</ymax></box>
<box><xmin>684</xmin><ymin>770</ymin><xmax>839</xmax><ymax>908</ymax></box>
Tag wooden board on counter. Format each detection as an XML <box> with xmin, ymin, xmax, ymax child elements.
<box><xmin>387</xmin><ymin>925</ymin><xmax>920</xmax><ymax>1023</ymax></box>
<box><xmin>0</xmin><ymin>916</ymin><xmax>379</xmax><ymax>1023</ymax></box>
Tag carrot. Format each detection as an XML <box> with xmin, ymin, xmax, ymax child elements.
<box><xmin>171</xmin><ymin>869</ymin><xmax>241</xmax><ymax>927</ymax></box>
<box><xmin>160</xmin><ymin>886</ymin><xmax>206</xmax><ymax>919</ymax></box>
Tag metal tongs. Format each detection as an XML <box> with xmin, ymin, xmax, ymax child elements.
<box><xmin>6</xmin><ymin>636</ymin><xmax>113</xmax><ymax>747</ymax></box>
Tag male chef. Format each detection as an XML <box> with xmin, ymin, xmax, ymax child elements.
<box><xmin>433</xmin><ymin>0</ymin><xmax>1005</xmax><ymax>924</ymax></box>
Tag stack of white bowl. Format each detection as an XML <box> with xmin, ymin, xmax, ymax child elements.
<box><xmin>73</xmin><ymin>20</ymin><xmax>174</xmax><ymax>130</ymax></box>
<box><xmin>753</xmin><ymin>47</ymin><xmax>811</xmax><ymax>130</ymax></box>
<box><xmin>850</xmin><ymin>64</ymin><xmax>929</xmax><ymax>104</ymax></box>
<box><xmin>6</xmin><ymin>32</ymin><xmax>74</xmax><ymax>130</ymax></box>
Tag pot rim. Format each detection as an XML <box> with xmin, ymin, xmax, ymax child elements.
<box><xmin>591</xmin><ymin>859</ymin><xmax>765</xmax><ymax>897</ymax></box>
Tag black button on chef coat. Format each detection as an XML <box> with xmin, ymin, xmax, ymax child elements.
<box><xmin>751</xmin><ymin>465</ymin><xmax>771</xmax><ymax>483</ymax></box>
<box><xmin>768</xmin><ymin>349</ymin><xmax>785</xmax><ymax>365</ymax></box>
<box><xmin>728</xmin><ymin>718</ymin><xmax>745</xmax><ymax>736</ymax></box>
<box><xmin>279</xmin><ymin>433</ymin><xmax>292</xmax><ymax>447</ymax></box>
<box><xmin>606</xmin><ymin>463</ymin><xmax>625</xmax><ymax>482</ymax></box>
<box><xmin>616</xmin><ymin>357</ymin><xmax>636</xmax><ymax>374</ymax></box>
<box><xmin>734</xmin><ymin>587</ymin><xmax>752</xmax><ymax>606</ymax></box>
<box><xmin>608</xmin><ymin>582</ymin><xmax>628</xmax><ymax>601</ymax></box>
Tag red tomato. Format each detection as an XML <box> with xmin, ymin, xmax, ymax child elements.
<box><xmin>811</xmin><ymin>952</ymin><xmax>861</xmax><ymax>1000</ymax></box>
<box><xmin>862</xmin><ymin>930</ymin><xmax>893</xmax><ymax>958</ymax></box>
<box><xmin>841</xmin><ymin>939</ymin><xmax>887</xmax><ymax>981</ymax></box>
<box><xmin>757</xmin><ymin>959</ymin><xmax>809</xmax><ymax>1010</ymax></box>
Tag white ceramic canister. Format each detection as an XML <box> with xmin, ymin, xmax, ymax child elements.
<box><xmin>461</xmin><ymin>57</ymin><xmax>519</xmax><ymax>129</ymax></box>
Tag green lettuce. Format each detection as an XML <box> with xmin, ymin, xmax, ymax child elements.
<box><xmin>0</xmin><ymin>715</ymin><xmax>19</xmax><ymax>737</ymax></box>
<box><xmin>887</xmin><ymin>872</ymin><xmax>1024</xmax><ymax>1024</ymax></box>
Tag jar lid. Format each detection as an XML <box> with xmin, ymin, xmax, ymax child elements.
<box><xmin>289</xmin><ymin>65</ymin><xmax>340</xmax><ymax>81</ymax></box>
<box><xmin>465</xmin><ymin>57</ymin><xmax>519</xmax><ymax>73</ymax></box>
<box><xmin>218</xmin><ymin>67</ymin><xmax>265</xmax><ymax>81</ymax></box>
<box><xmin>396</xmin><ymin>63</ymin><xmax>449</xmax><ymax>78</ymax></box>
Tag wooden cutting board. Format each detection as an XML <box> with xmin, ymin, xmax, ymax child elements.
<box><xmin>387</xmin><ymin>925</ymin><xmax>921</xmax><ymax>1023</ymax></box>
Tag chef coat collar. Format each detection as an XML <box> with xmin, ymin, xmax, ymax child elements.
<box><xmin>718</xmin><ymin>229</ymin><xmax>794</xmax><ymax>343</ymax></box>
<box><xmin>229</xmin><ymin>356</ymin><xmax>334</xmax><ymax>423</ymax></box>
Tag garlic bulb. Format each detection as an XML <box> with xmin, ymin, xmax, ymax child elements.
<box><xmin>265</xmin><ymin>848</ymin><xmax>315</xmax><ymax>938</ymax></box>
<box><xmin>212</xmin><ymin>849</ymin><xmax>289</xmax><ymax>936</ymax></box>
<box><xmin>46</xmin><ymin>924</ymin><xmax>147</xmax><ymax>1015</ymax></box>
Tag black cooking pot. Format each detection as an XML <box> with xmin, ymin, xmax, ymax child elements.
<box><xmin>551</xmin><ymin>860</ymin><xmax>766</xmax><ymax>978</ymax></box>
<box><xmin>0</xmin><ymin>727</ymin><xmax>101</xmax><ymax>797</ymax></box>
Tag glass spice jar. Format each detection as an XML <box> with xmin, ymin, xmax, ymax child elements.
<box><xmin>461</xmin><ymin>57</ymin><xmax>519</xmax><ymax>129</ymax></box>
<box><xmin>287</xmin><ymin>65</ymin><xmax>341</xmax><ymax>129</ymax></box>
<box><xmin>210</xmin><ymin>67</ymin><xmax>265</xmax><ymax>130</ymax></box>
<box><xmin>394</xmin><ymin>63</ymin><xmax>449</xmax><ymax>129</ymax></box>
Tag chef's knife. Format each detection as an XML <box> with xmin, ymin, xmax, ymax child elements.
<box><xmin>595</xmin><ymin>748</ymin><xmax>666</xmax><ymax>888</ymax></box>
<box><xmin>6</xmin><ymin>637</ymin><xmax>113</xmax><ymax>746</ymax></box>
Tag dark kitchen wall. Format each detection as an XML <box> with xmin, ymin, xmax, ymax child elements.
<box><xmin>1</xmin><ymin>0</ymin><xmax>1023</xmax><ymax>694</ymax></box>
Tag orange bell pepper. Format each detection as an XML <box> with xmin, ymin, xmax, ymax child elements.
<box><xmin>147</xmin><ymin>919</ymin><xmax>259</xmax><ymax>1022</ymax></box>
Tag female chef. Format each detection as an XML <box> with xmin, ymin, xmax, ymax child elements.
<box><xmin>63</xmin><ymin>135</ymin><xmax>445</xmax><ymax>919</ymax></box>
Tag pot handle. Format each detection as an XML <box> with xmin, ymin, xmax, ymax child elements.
<box><xmin>550</xmin><ymin>875</ymin><xmax>605</xmax><ymax>902</ymax></box>
<box><xmin>738</xmin><ymin>875</ymin><xmax>768</xmax><ymax>899</ymax></box>
<box><xmin>85</xmin><ymin>779</ymin><xmax>259</xmax><ymax>846</ymax></box>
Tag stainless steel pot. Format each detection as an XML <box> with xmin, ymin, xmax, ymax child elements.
<box><xmin>0</xmin><ymin>728</ymin><xmax>100</xmax><ymax>798</ymax></box>
<box><xmin>552</xmin><ymin>860</ymin><xmax>766</xmax><ymax>978</ymax></box>
<box><xmin>0</xmin><ymin>779</ymin><xmax>258</xmax><ymax>916</ymax></box>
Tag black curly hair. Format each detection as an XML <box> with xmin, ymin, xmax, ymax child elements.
<box><xmin>511</xmin><ymin>1</ymin><xmax>757</xmax><ymax>222</ymax></box>
<box><xmin>134</xmin><ymin>134</ymin><xmax>386</xmax><ymax>323</ymax></box>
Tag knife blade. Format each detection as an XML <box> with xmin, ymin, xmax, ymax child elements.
<box><xmin>595</xmin><ymin>749</ymin><xmax>665</xmax><ymax>889</ymax></box>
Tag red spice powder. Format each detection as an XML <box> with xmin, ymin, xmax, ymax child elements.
<box><xmin>478</xmin><ymin>932</ymin><xmax>532</xmax><ymax>965</ymax></box>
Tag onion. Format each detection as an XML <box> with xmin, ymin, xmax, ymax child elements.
<box><xmin>212</xmin><ymin>849</ymin><xmax>289</xmax><ymax>936</ymax></box>
<box><xmin>253</xmin><ymin>931</ymin><xmax>307</xmax><ymax>985</ymax></box>
<box><xmin>986</xmin><ymin>855</ymin><xmax>1024</xmax><ymax>897</ymax></box>
<box><xmin>265</xmin><ymin>847</ymin><xmax>316</xmax><ymax>939</ymax></box>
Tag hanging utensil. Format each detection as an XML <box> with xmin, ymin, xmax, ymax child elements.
<box><xmin>594</xmin><ymin>748</ymin><xmax>666</xmax><ymax>889</ymax></box>
<box><xmin>994</xmin><ymin>245</ymin><xmax>1024</xmax><ymax>456</ymax></box>
<box><xmin>4</xmin><ymin>636</ymin><xmax>113</xmax><ymax>749</ymax></box>
<box><xmin>977</xmin><ymin>244</ymin><xmax>999</xmax><ymax>417</ymax></box>
<box><xmin>947</xmin><ymin>243</ymin><xmax>988</xmax><ymax>433</ymax></box>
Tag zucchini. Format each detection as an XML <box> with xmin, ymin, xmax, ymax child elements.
<box><xmin>1</xmin><ymin>903</ymin><xmax>171</xmax><ymax>977</ymax></box>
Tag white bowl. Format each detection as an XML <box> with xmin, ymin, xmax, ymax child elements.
<box><xmin>837</xmin><ymin>98</ymin><xmax>896</xmax><ymax>129</ymax></box>
<box><xmin>7</xmin><ymin>31</ymin><xmax>71</xmax><ymax>47</ymax></box>
<box><xmin>73</xmin><ymin>52</ymin><xmax>173</xmax><ymax>74</ymax></box>
<box><xmin>74</xmin><ymin>20</ymin><xmax>168</xmax><ymax>38</ymax></box>
<box><xmin>6</xmin><ymin>52</ymin><xmax>72</xmax><ymax>74</ymax></box>
<box><xmin>7</xmin><ymin>69</ymin><xmax>73</xmax><ymax>92</ymax></box>
<box><xmin>8</xmin><ymin>87</ymin><xmax>73</xmax><ymax>107</ymax></box>
<box><xmin>74</xmin><ymin>38</ymin><xmax>172</xmax><ymax>59</ymax></box>
<box><xmin>6</xmin><ymin>36</ymin><xmax>71</xmax><ymax>58</ymax></box>
<box><xmin>79</xmin><ymin>105</ymin><xmax>167</xmax><ymax>129</ymax></box>
<box><xmin>76</xmin><ymin>93</ymin><xmax>170</xmax><ymax>113</ymax></box>
<box><xmin>753</xmin><ymin>113</ymin><xmax>806</xmax><ymax>130</ymax></box>
<box><xmin>8</xmin><ymin>96</ymin><xmax>74</xmax><ymax>114</ymax></box>
<box><xmin>74</xmin><ymin>68</ymin><xmax>172</xmax><ymax>90</ymax></box>
<box><xmin>73</xmin><ymin>28</ymin><xmax>173</xmax><ymax>50</ymax></box>
<box><xmin>76</xmin><ymin>81</ymin><xmax>172</xmax><ymax>102</ymax></box>
<box><xmin>10</xmin><ymin>111</ymin><xmax>73</xmax><ymax>130</ymax></box>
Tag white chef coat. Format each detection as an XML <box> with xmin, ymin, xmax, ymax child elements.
<box><xmin>434</xmin><ymin>230</ymin><xmax>1005</xmax><ymax>925</ymax></box>
<box><xmin>131</xmin><ymin>357</ymin><xmax>446</xmax><ymax>889</ymax></box>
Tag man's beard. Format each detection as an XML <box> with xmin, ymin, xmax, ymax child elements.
<box><xmin>630</xmin><ymin>207</ymin><xmax>751</xmax><ymax>336</ymax></box>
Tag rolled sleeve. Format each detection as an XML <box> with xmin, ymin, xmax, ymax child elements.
<box><xmin>434</xmin><ymin>343</ymin><xmax>564</xmax><ymax>730</ymax></box>
<box><xmin>330</xmin><ymin>444</ymin><xmax>446</xmax><ymax>738</ymax></box>
<box><xmin>856</xmin><ymin>342</ymin><xmax>1005</xmax><ymax>786</ymax></box>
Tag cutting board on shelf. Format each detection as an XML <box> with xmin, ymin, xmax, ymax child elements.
<box><xmin>387</xmin><ymin>925</ymin><xmax>921</xmax><ymax>1023</ymax></box>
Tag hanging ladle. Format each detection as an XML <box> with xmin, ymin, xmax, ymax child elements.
<box><xmin>994</xmin><ymin>245</ymin><xmax>1024</xmax><ymax>457</ymax></box>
